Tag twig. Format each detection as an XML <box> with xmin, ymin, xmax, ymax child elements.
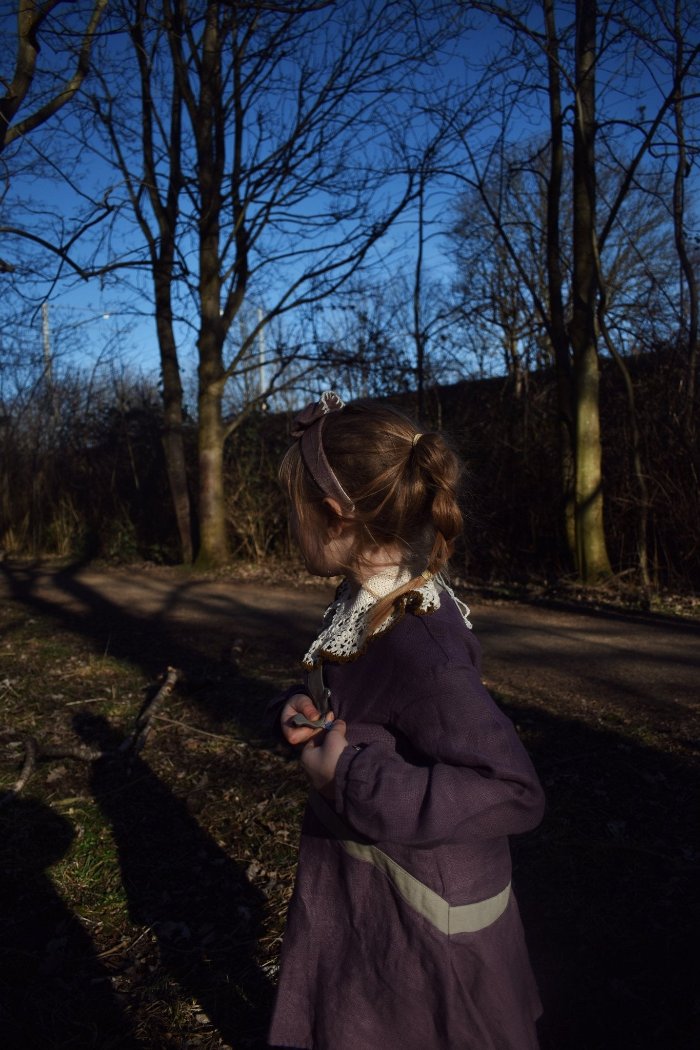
<box><xmin>0</xmin><ymin>737</ymin><xmax>38</xmax><ymax>807</ymax></box>
<box><xmin>0</xmin><ymin>667</ymin><xmax>182</xmax><ymax>800</ymax></box>
<box><xmin>96</xmin><ymin>926</ymin><xmax>152</xmax><ymax>959</ymax></box>
<box><xmin>121</xmin><ymin>667</ymin><xmax>180</xmax><ymax>756</ymax></box>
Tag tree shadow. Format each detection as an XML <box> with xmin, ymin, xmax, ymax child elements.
<box><xmin>501</xmin><ymin>699</ymin><xmax>700</xmax><ymax>1050</ymax></box>
<box><xmin>0</xmin><ymin>797</ymin><xmax>144</xmax><ymax>1049</ymax></box>
<box><xmin>0</xmin><ymin>558</ymin><xmax>319</xmax><ymax>739</ymax></box>
<box><xmin>74</xmin><ymin>713</ymin><xmax>273</xmax><ymax>1049</ymax></box>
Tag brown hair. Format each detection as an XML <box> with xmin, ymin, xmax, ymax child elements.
<box><xmin>279</xmin><ymin>399</ymin><xmax>464</xmax><ymax>629</ymax></box>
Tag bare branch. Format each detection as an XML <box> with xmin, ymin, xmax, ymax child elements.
<box><xmin>1</xmin><ymin>0</ymin><xmax>109</xmax><ymax>151</ymax></box>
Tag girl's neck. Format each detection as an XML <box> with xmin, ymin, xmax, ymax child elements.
<box><xmin>346</xmin><ymin>547</ymin><xmax>406</xmax><ymax>597</ymax></box>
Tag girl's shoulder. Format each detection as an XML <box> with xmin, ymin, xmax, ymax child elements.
<box><xmin>378</xmin><ymin>589</ymin><xmax>483</xmax><ymax>676</ymax></box>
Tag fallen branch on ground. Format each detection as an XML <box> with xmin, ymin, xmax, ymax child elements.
<box><xmin>0</xmin><ymin>667</ymin><xmax>181</xmax><ymax>806</ymax></box>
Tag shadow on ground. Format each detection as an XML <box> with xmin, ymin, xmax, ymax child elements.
<box><xmin>75</xmin><ymin>714</ymin><xmax>273</xmax><ymax>1049</ymax></box>
<box><xmin>1</xmin><ymin>559</ymin><xmax>698</xmax><ymax>1049</ymax></box>
<box><xmin>0</xmin><ymin>557</ymin><xmax>312</xmax><ymax>736</ymax></box>
<box><xmin>0</xmin><ymin>558</ymin><xmax>283</xmax><ymax>1048</ymax></box>
<box><xmin>505</xmin><ymin>698</ymin><xmax>700</xmax><ymax>1050</ymax></box>
<box><xmin>0</xmin><ymin>797</ymin><xmax>145</xmax><ymax>1049</ymax></box>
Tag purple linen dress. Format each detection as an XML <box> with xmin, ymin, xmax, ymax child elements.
<box><xmin>268</xmin><ymin>590</ymin><xmax>545</xmax><ymax>1050</ymax></box>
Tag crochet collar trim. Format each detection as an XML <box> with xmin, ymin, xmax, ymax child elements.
<box><xmin>302</xmin><ymin>566</ymin><xmax>471</xmax><ymax>668</ymax></box>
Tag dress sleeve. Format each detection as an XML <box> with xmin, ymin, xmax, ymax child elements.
<box><xmin>333</xmin><ymin>659</ymin><xmax>544</xmax><ymax>846</ymax></box>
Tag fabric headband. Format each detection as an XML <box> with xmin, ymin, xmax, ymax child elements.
<box><xmin>291</xmin><ymin>391</ymin><xmax>354</xmax><ymax>510</ymax></box>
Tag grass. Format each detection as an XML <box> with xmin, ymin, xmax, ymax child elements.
<box><xmin>0</xmin><ymin>603</ymin><xmax>301</xmax><ymax>1049</ymax></box>
<box><xmin>0</xmin><ymin>591</ymin><xmax>698</xmax><ymax>1049</ymax></box>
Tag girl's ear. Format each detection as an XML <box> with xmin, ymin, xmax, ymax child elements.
<box><xmin>321</xmin><ymin>497</ymin><xmax>349</xmax><ymax>538</ymax></box>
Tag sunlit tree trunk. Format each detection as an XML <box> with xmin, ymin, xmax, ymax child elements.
<box><xmin>196</xmin><ymin>353</ymin><xmax>228</xmax><ymax>568</ymax></box>
<box><xmin>570</xmin><ymin>0</ymin><xmax>611</xmax><ymax>582</ymax></box>
<box><xmin>190</xmin><ymin>4</ymin><xmax>232</xmax><ymax>567</ymax></box>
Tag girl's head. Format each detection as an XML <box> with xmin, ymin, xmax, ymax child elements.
<box><xmin>279</xmin><ymin>392</ymin><xmax>464</xmax><ymax>589</ymax></box>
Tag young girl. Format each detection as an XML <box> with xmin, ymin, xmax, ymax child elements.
<box><xmin>268</xmin><ymin>392</ymin><xmax>544</xmax><ymax>1050</ymax></box>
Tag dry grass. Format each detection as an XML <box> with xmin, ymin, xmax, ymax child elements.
<box><xmin>0</xmin><ymin>591</ymin><xmax>698</xmax><ymax>1050</ymax></box>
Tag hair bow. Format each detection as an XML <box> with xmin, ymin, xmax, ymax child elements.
<box><xmin>291</xmin><ymin>390</ymin><xmax>345</xmax><ymax>438</ymax></box>
<box><xmin>291</xmin><ymin>391</ymin><xmax>354</xmax><ymax>510</ymax></box>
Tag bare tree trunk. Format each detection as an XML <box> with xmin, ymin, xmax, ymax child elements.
<box><xmin>188</xmin><ymin>3</ymin><xmax>231</xmax><ymax>568</ymax></box>
<box><xmin>599</xmin><ymin>318</ymin><xmax>651</xmax><ymax>590</ymax></box>
<box><xmin>671</xmin><ymin>0</ymin><xmax>699</xmax><ymax>432</ymax></box>
<box><xmin>92</xmin><ymin>2</ymin><xmax>195</xmax><ymax>564</ymax></box>
<box><xmin>196</xmin><ymin>359</ymin><xmax>228</xmax><ymax>568</ymax></box>
<box><xmin>570</xmin><ymin>0</ymin><xmax>611</xmax><ymax>583</ymax></box>
<box><xmin>413</xmin><ymin>173</ymin><xmax>426</xmax><ymax>418</ymax></box>
<box><xmin>155</xmin><ymin>272</ymin><xmax>193</xmax><ymax>564</ymax></box>
<box><xmin>543</xmin><ymin>0</ymin><xmax>576</xmax><ymax>562</ymax></box>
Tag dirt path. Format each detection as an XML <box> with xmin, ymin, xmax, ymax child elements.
<box><xmin>1</xmin><ymin>561</ymin><xmax>697</xmax><ymax>728</ymax></box>
<box><xmin>471</xmin><ymin>597</ymin><xmax>699</xmax><ymax>717</ymax></box>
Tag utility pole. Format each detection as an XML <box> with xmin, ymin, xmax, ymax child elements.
<box><xmin>257</xmin><ymin>306</ymin><xmax>267</xmax><ymax>409</ymax></box>
<box><xmin>41</xmin><ymin>302</ymin><xmax>58</xmax><ymax>419</ymax></box>
<box><xmin>41</xmin><ymin>303</ymin><xmax>52</xmax><ymax>386</ymax></box>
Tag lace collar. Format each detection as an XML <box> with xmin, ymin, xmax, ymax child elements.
<box><xmin>302</xmin><ymin>567</ymin><xmax>471</xmax><ymax>668</ymax></box>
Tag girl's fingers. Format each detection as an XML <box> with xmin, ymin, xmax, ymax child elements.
<box><xmin>293</xmin><ymin>711</ymin><xmax>336</xmax><ymax>745</ymax></box>
<box><xmin>281</xmin><ymin>699</ymin><xmax>335</xmax><ymax>746</ymax></box>
<box><xmin>283</xmin><ymin>718</ymin><xmax>323</xmax><ymax>746</ymax></box>
<box><xmin>322</xmin><ymin>719</ymin><xmax>348</xmax><ymax>756</ymax></box>
<box><xmin>300</xmin><ymin>717</ymin><xmax>348</xmax><ymax>793</ymax></box>
<box><xmin>302</xmin><ymin>718</ymin><xmax>346</xmax><ymax>756</ymax></box>
<box><xmin>284</xmin><ymin>694</ymin><xmax>321</xmax><ymax>721</ymax></box>
<box><xmin>291</xmin><ymin>712</ymin><xmax>327</xmax><ymax>729</ymax></box>
<box><xmin>284</xmin><ymin>725</ymin><xmax>316</xmax><ymax>746</ymax></box>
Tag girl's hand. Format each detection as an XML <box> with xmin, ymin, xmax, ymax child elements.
<box><xmin>300</xmin><ymin>719</ymin><xmax>349</xmax><ymax>797</ymax></box>
<box><xmin>281</xmin><ymin>693</ymin><xmax>334</xmax><ymax>746</ymax></box>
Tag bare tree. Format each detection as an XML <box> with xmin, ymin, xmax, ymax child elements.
<box><xmin>90</xmin><ymin>1</ymin><xmax>194</xmax><ymax>562</ymax></box>
<box><xmin>640</xmin><ymin>0</ymin><xmax>700</xmax><ymax>430</ymax></box>
<box><xmin>450</xmin><ymin>0</ymin><xmax>700</xmax><ymax>583</ymax></box>
<box><xmin>87</xmin><ymin>0</ymin><xmax>450</xmax><ymax>566</ymax></box>
<box><xmin>0</xmin><ymin>1</ymin><xmax>109</xmax><ymax>281</ymax></box>
<box><xmin>451</xmin><ymin>172</ymin><xmax>552</xmax><ymax>390</ymax></box>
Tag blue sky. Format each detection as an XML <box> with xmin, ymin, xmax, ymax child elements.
<box><xmin>1</xmin><ymin>1</ymin><xmax>698</xmax><ymax>389</ymax></box>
